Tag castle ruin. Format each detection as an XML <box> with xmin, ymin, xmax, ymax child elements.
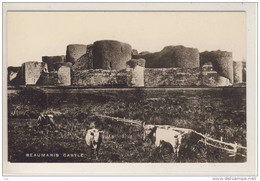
<box><xmin>8</xmin><ymin>40</ymin><xmax>246</xmax><ymax>87</ymax></box>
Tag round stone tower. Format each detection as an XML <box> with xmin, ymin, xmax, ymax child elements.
<box><xmin>92</xmin><ymin>40</ymin><xmax>132</xmax><ymax>70</ymax></box>
<box><xmin>66</xmin><ymin>44</ymin><xmax>87</xmax><ymax>64</ymax></box>
<box><xmin>200</xmin><ymin>50</ymin><xmax>233</xmax><ymax>84</ymax></box>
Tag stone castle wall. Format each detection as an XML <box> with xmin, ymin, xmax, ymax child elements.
<box><xmin>36</xmin><ymin>66</ymin><xmax>71</xmax><ymax>86</ymax></box>
<box><xmin>144</xmin><ymin>68</ymin><xmax>201</xmax><ymax>87</ymax></box>
<box><xmin>72</xmin><ymin>67</ymin><xmax>232</xmax><ymax>87</ymax></box>
<box><xmin>36</xmin><ymin>72</ymin><xmax>59</xmax><ymax>86</ymax></box>
<box><xmin>72</xmin><ymin>69</ymin><xmax>132</xmax><ymax>87</ymax></box>
<box><xmin>8</xmin><ymin>40</ymin><xmax>245</xmax><ymax>88</ymax></box>
<box><xmin>14</xmin><ymin>62</ymin><xmax>237</xmax><ymax>87</ymax></box>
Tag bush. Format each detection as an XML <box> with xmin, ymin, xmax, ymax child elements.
<box><xmin>8</xmin><ymin>87</ymin><xmax>47</xmax><ymax>118</ymax></box>
<box><xmin>18</xmin><ymin>87</ymin><xmax>47</xmax><ymax>107</ymax></box>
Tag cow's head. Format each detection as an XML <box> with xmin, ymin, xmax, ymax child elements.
<box><xmin>142</xmin><ymin>122</ymin><xmax>156</xmax><ymax>141</ymax></box>
<box><xmin>90</xmin><ymin>129</ymin><xmax>104</xmax><ymax>149</ymax></box>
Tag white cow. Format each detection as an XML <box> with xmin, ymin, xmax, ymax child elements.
<box><xmin>85</xmin><ymin>128</ymin><xmax>103</xmax><ymax>160</ymax></box>
<box><xmin>155</xmin><ymin>128</ymin><xmax>183</xmax><ymax>158</ymax></box>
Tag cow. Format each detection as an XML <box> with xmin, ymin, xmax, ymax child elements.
<box><xmin>142</xmin><ymin>122</ymin><xmax>157</xmax><ymax>142</ymax></box>
<box><xmin>37</xmin><ymin>113</ymin><xmax>57</xmax><ymax>131</ymax></box>
<box><xmin>85</xmin><ymin>128</ymin><xmax>103</xmax><ymax>160</ymax></box>
<box><xmin>154</xmin><ymin>128</ymin><xmax>183</xmax><ymax>158</ymax></box>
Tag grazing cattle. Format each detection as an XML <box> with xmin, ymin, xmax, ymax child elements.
<box><xmin>155</xmin><ymin>128</ymin><xmax>183</xmax><ymax>158</ymax></box>
<box><xmin>85</xmin><ymin>128</ymin><xmax>103</xmax><ymax>160</ymax></box>
<box><xmin>37</xmin><ymin>113</ymin><xmax>57</xmax><ymax>130</ymax></box>
<box><xmin>142</xmin><ymin>122</ymin><xmax>157</xmax><ymax>142</ymax></box>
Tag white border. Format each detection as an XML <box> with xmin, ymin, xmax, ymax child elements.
<box><xmin>2</xmin><ymin>3</ymin><xmax>257</xmax><ymax>176</ymax></box>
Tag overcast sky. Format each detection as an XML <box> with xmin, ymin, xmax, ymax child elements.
<box><xmin>7</xmin><ymin>12</ymin><xmax>246</xmax><ymax>66</ymax></box>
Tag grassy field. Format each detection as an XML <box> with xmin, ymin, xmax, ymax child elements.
<box><xmin>8</xmin><ymin>87</ymin><xmax>246</xmax><ymax>162</ymax></box>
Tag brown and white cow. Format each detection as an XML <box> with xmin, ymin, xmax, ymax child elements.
<box><xmin>85</xmin><ymin>128</ymin><xmax>103</xmax><ymax>160</ymax></box>
<box><xmin>37</xmin><ymin>113</ymin><xmax>57</xmax><ymax>130</ymax></box>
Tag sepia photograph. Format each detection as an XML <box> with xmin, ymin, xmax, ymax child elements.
<box><xmin>3</xmin><ymin>2</ymin><xmax>257</xmax><ymax>176</ymax></box>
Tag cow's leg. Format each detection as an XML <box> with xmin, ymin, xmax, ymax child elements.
<box><xmin>86</xmin><ymin>145</ymin><xmax>92</xmax><ymax>161</ymax></box>
<box><xmin>90</xmin><ymin>147</ymin><xmax>94</xmax><ymax>160</ymax></box>
<box><xmin>155</xmin><ymin>138</ymin><xmax>161</xmax><ymax>147</ymax></box>
<box><xmin>152</xmin><ymin>133</ymin><xmax>156</xmax><ymax>143</ymax></box>
<box><xmin>168</xmin><ymin>140</ymin><xmax>177</xmax><ymax>161</ymax></box>
<box><xmin>49</xmin><ymin>119</ymin><xmax>56</xmax><ymax>130</ymax></box>
<box><xmin>176</xmin><ymin>146</ymin><xmax>180</xmax><ymax>158</ymax></box>
<box><xmin>37</xmin><ymin>118</ymin><xmax>43</xmax><ymax>130</ymax></box>
<box><xmin>95</xmin><ymin>149</ymin><xmax>99</xmax><ymax>160</ymax></box>
<box><xmin>37</xmin><ymin>123</ymin><xmax>44</xmax><ymax>132</ymax></box>
<box><xmin>96</xmin><ymin>144</ymin><xmax>102</xmax><ymax>160</ymax></box>
<box><xmin>36</xmin><ymin>123</ymin><xmax>40</xmax><ymax>131</ymax></box>
<box><xmin>156</xmin><ymin>140</ymin><xmax>163</xmax><ymax>153</ymax></box>
<box><xmin>173</xmin><ymin>147</ymin><xmax>177</xmax><ymax>156</ymax></box>
<box><xmin>143</xmin><ymin>131</ymin><xmax>146</xmax><ymax>141</ymax></box>
<box><xmin>175</xmin><ymin>138</ymin><xmax>182</xmax><ymax>159</ymax></box>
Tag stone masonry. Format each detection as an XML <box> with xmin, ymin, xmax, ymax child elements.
<box><xmin>8</xmin><ymin>66</ymin><xmax>23</xmax><ymax>85</ymax></box>
<box><xmin>8</xmin><ymin>40</ymin><xmax>244</xmax><ymax>88</ymax></box>
<box><xmin>93</xmin><ymin>40</ymin><xmax>132</xmax><ymax>70</ymax></box>
<box><xmin>144</xmin><ymin>68</ymin><xmax>201</xmax><ymax>87</ymax></box>
<box><xmin>133</xmin><ymin>45</ymin><xmax>199</xmax><ymax>69</ymax></box>
<box><xmin>66</xmin><ymin>44</ymin><xmax>87</xmax><ymax>64</ymax></box>
<box><xmin>233</xmin><ymin>61</ymin><xmax>243</xmax><ymax>84</ymax></box>
<box><xmin>22</xmin><ymin>62</ymin><xmax>48</xmax><ymax>85</ymax></box>
<box><xmin>200</xmin><ymin>50</ymin><xmax>233</xmax><ymax>83</ymax></box>
<box><xmin>72</xmin><ymin>69</ymin><xmax>131</xmax><ymax>87</ymax></box>
<box><xmin>42</xmin><ymin>55</ymin><xmax>65</xmax><ymax>71</ymax></box>
<box><xmin>72</xmin><ymin>44</ymin><xmax>93</xmax><ymax>71</ymax></box>
<box><xmin>57</xmin><ymin>66</ymin><xmax>71</xmax><ymax>85</ymax></box>
<box><xmin>242</xmin><ymin>61</ymin><xmax>246</xmax><ymax>82</ymax></box>
<box><xmin>201</xmin><ymin>70</ymin><xmax>231</xmax><ymax>87</ymax></box>
<box><xmin>127</xmin><ymin>58</ymin><xmax>146</xmax><ymax>87</ymax></box>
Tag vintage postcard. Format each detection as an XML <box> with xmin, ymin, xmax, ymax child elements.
<box><xmin>3</xmin><ymin>3</ymin><xmax>257</xmax><ymax>176</ymax></box>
